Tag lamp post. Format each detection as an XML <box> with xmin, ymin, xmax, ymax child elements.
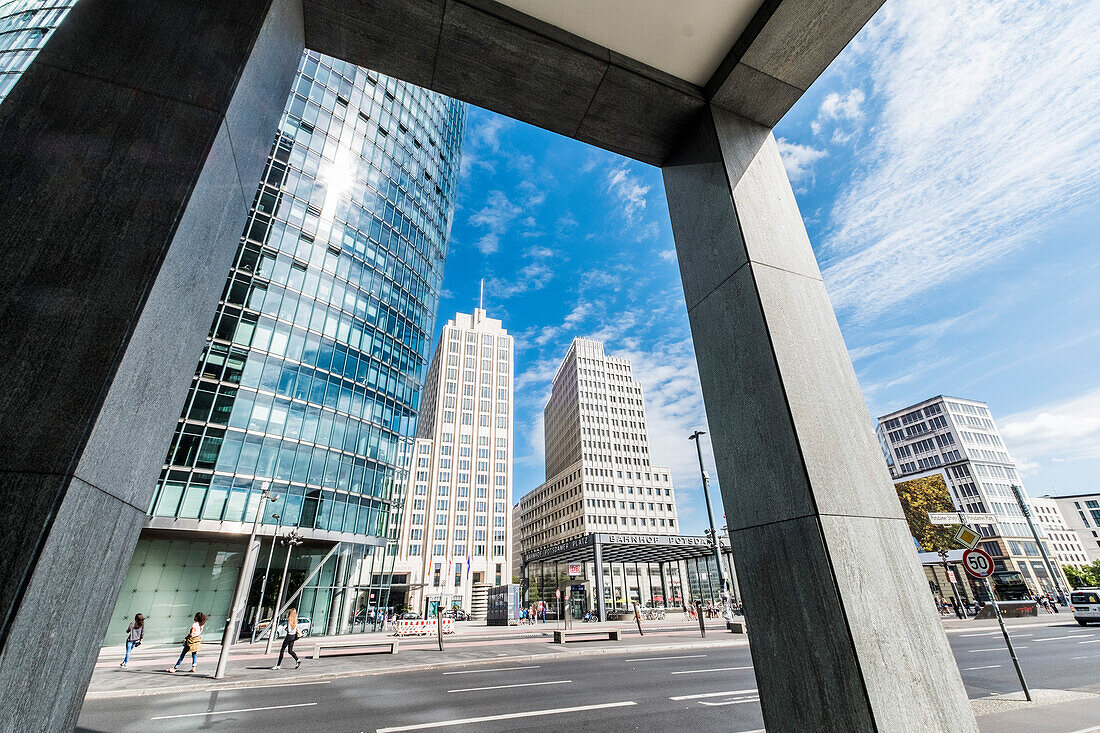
<box><xmin>266</xmin><ymin>529</ymin><xmax>304</xmax><ymax>655</ymax></box>
<box><xmin>251</xmin><ymin>512</ymin><xmax>281</xmax><ymax>643</ymax></box>
<box><xmin>214</xmin><ymin>482</ymin><xmax>277</xmax><ymax>679</ymax></box>
<box><xmin>690</xmin><ymin>431</ymin><xmax>729</xmax><ymax>620</ymax></box>
<box><xmin>1010</xmin><ymin>484</ymin><xmax>1067</xmax><ymax>602</ymax></box>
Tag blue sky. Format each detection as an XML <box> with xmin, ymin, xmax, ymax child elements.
<box><xmin>436</xmin><ymin>0</ymin><xmax>1100</xmax><ymax>533</ymax></box>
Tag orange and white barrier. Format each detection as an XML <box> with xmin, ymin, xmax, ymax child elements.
<box><xmin>393</xmin><ymin>618</ymin><xmax>455</xmax><ymax>636</ymax></box>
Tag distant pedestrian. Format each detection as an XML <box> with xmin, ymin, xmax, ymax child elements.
<box><xmin>167</xmin><ymin>612</ymin><xmax>207</xmax><ymax>673</ymax></box>
<box><xmin>272</xmin><ymin>608</ymin><xmax>301</xmax><ymax>670</ymax></box>
<box><xmin>120</xmin><ymin>613</ymin><xmax>145</xmax><ymax>668</ymax></box>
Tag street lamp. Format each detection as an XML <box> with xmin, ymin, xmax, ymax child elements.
<box><xmin>689</xmin><ymin>430</ymin><xmax>730</xmax><ymax>620</ymax></box>
<box><xmin>214</xmin><ymin>482</ymin><xmax>278</xmax><ymax>679</ymax></box>
<box><xmin>251</xmin><ymin>512</ymin><xmax>281</xmax><ymax>643</ymax></box>
<box><xmin>266</xmin><ymin>529</ymin><xmax>304</xmax><ymax>655</ymax></box>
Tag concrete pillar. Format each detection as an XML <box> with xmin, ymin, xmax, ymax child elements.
<box><xmin>662</xmin><ymin>106</ymin><xmax>977</xmax><ymax>732</ymax></box>
<box><xmin>659</xmin><ymin>562</ymin><xmax>671</xmax><ymax>609</ymax></box>
<box><xmin>0</xmin><ymin>1</ymin><xmax>304</xmax><ymax>729</ymax></box>
<box><xmin>593</xmin><ymin>541</ymin><xmax>606</xmax><ymax>622</ymax></box>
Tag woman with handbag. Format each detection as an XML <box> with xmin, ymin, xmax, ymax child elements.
<box><xmin>120</xmin><ymin>613</ymin><xmax>145</xmax><ymax>668</ymax></box>
<box><xmin>167</xmin><ymin>612</ymin><xmax>208</xmax><ymax>673</ymax></box>
<box><xmin>272</xmin><ymin>608</ymin><xmax>301</xmax><ymax>670</ymax></box>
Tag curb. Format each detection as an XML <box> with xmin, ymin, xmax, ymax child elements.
<box><xmin>84</xmin><ymin>637</ymin><xmax>745</xmax><ymax>701</ymax></box>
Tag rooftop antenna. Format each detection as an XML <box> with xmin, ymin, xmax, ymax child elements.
<box><xmin>479</xmin><ymin>278</ymin><xmax>484</xmax><ymax>311</ymax></box>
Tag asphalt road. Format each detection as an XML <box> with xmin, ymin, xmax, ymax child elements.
<box><xmin>77</xmin><ymin>619</ymin><xmax>1100</xmax><ymax>733</ymax></box>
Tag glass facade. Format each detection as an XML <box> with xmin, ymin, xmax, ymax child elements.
<box><xmin>148</xmin><ymin>50</ymin><xmax>465</xmax><ymax>538</ymax></box>
<box><xmin>103</xmin><ymin>51</ymin><xmax>465</xmax><ymax>643</ymax></box>
<box><xmin>0</xmin><ymin>0</ymin><xmax>75</xmax><ymax>103</ymax></box>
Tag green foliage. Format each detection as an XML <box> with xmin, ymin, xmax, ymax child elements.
<box><xmin>1064</xmin><ymin>561</ymin><xmax>1100</xmax><ymax>589</ymax></box>
<box><xmin>894</xmin><ymin>474</ymin><xmax>957</xmax><ymax>552</ymax></box>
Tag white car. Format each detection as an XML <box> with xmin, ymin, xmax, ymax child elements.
<box><xmin>1072</xmin><ymin>589</ymin><xmax>1100</xmax><ymax>626</ymax></box>
<box><xmin>276</xmin><ymin>616</ymin><xmax>312</xmax><ymax>637</ymax></box>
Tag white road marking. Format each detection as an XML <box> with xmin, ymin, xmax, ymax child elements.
<box><xmin>670</xmin><ymin>688</ymin><xmax>758</xmax><ymax>701</ymax></box>
<box><xmin>1066</xmin><ymin>726</ymin><xmax>1100</xmax><ymax>733</ymax></box>
<box><xmin>959</xmin><ymin>632</ymin><xmax>1000</xmax><ymax>637</ymax></box>
<box><xmin>963</xmin><ymin>665</ymin><xmax>1002</xmax><ymax>670</ymax></box>
<box><xmin>1070</xmin><ymin>654</ymin><xmax>1100</xmax><ymax>660</ymax></box>
<box><xmin>1078</xmin><ymin>639</ymin><xmax>1100</xmax><ymax>644</ymax></box>
<box><xmin>699</xmin><ymin>697</ymin><xmax>760</xmax><ymax>707</ymax></box>
<box><xmin>671</xmin><ymin>666</ymin><xmax>753</xmax><ymax>675</ymax></box>
<box><xmin>968</xmin><ymin>646</ymin><xmax>1028</xmax><ymax>652</ymax></box>
<box><xmin>1033</xmin><ymin>637</ymin><xmax>1065</xmax><ymax>642</ymax></box>
<box><xmin>442</xmin><ymin>666</ymin><xmax>540</xmax><ymax>675</ymax></box>
<box><xmin>624</xmin><ymin>654</ymin><xmax>707</xmax><ymax>662</ymax></box>
<box><xmin>151</xmin><ymin>702</ymin><xmax>317</xmax><ymax>720</ymax></box>
<box><xmin>448</xmin><ymin>680</ymin><xmax>571</xmax><ymax>693</ymax></box>
<box><xmin>375</xmin><ymin>701</ymin><xmax>637</xmax><ymax>732</ymax></box>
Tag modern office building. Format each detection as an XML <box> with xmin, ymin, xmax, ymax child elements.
<box><xmin>390</xmin><ymin>308</ymin><xmax>514</xmax><ymax>618</ymax></box>
<box><xmin>1049</xmin><ymin>493</ymin><xmax>1100</xmax><ymax>564</ymax></box>
<box><xmin>512</xmin><ymin>338</ymin><xmax>738</xmax><ymax>619</ymax></box>
<box><xmin>878</xmin><ymin>396</ymin><xmax>1067</xmax><ymax>595</ymax></box>
<box><xmin>0</xmin><ymin>0</ymin><xmax>75</xmax><ymax>103</ymax></box>
<box><xmin>102</xmin><ymin>51</ymin><xmax>465</xmax><ymax>643</ymax></box>
<box><xmin>1029</xmin><ymin>496</ymin><xmax>1090</xmax><ymax>567</ymax></box>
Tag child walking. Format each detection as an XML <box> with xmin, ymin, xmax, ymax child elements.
<box><xmin>168</xmin><ymin>612</ymin><xmax>207</xmax><ymax>673</ymax></box>
<box><xmin>120</xmin><ymin>613</ymin><xmax>145</xmax><ymax>668</ymax></box>
<box><xmin>272</xmin><ymin>608</ymin><xmax>301</xmax><ymax>670</ymax></box>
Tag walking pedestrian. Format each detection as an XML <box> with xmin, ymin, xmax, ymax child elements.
<box><xmin>272</xmin><ymin>608</ymin><xmax>301</xmax><ymax>670</ymax></box>
<box><xmin>167</xmin><ymin>612</ymin><xmax>207</xmax><ymax>673</ymax></box>
<box><xmin>120</xmin><ymin>613</ymin><xmax>145</xmax><ymax>668</ymax></box>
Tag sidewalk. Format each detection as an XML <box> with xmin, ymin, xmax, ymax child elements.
<box><xmin>87</xmin><ymin>618</ymin><xmax>740</xmax><ymax>700</ymax></box>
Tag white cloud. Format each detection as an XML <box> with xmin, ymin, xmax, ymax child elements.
<box><xmin>776</xmin><ymin>138</ymin><xmax>828</xmax><ymax>184</ymax></box>
<box><xmin>817</xmin><ymin>0</ymin><xmax>1100</xmax><ymax>321</ymax></box>
<box><xmin>524</xmin><ymin>245</ymin><xmax>554</xmax><ymax>259</ymax></box>
<box><xmin>1000</xmin><ymin>386</ymin><xmax>1100</xmax><ymax>471</ymax></box>
<box><xmin>606</xmin><ymin>165</ymin><xmax>651</xmax><ymax>222</ymax></box>
<box><xmin>658</xmin><ymin>248</ymin><xmax>677</xmax><ymax>263</ymax></box>
<box><xmin>819</xmin><ymin>88</ymin><xmax>866</xmax><ymax>123</ymax></box>
<box><xmin>486</xmin><ymin>262</ymin><xmax>553</xmax><ymax>298</ymax></box>
<box><xmin>471</xmin><ymin>115</ymin><xmax>508</xmax><ymax>153</ymax></box>
<box><xmin>468</xmin><ymin>190</ymin><xmax>522</xmax><ymax>254</ymax></box>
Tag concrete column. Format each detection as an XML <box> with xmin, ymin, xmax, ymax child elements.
<box><xmin>662</xmin><ymin>106</ymin><xmax>976</xmax><ymax>732</ymax></box>
<box><xmin>0</xmin><ymin>1</ymin><xmax>303</xmax><ymax>729</ymax></box>
<box><xmin>659</xmin><ymin>562</ymin><xmax>671</xmax><ymax>609</ymax></box>
<box><xmin>593</xmin><ymin>541</ymin><xmax>606</xmax><ymax>622</ymax></box>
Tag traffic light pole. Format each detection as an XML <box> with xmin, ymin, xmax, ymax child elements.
<box><xmin>1010</xmin><ymin>484</ymin><xmax>1066</xmax><ymax>601</ymax></box>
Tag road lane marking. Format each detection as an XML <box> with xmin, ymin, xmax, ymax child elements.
<box><xmin>442</xmin><ymin>666</ymin><xmax>540</xmax><ymax>675</ymax></box>
<box><xmin>1070</xmin><ymin>654</ymin><xmax>1100</xmax><ymax>660</ymax></box>
<box><xmin>1033</xmin><ymin>637</ymin><xmax>1065</xmax><ymax>642</ymax></box>
<box><xmin>670</xmin><ymin>688</ymin><xmax>757</xmax><ymax>701</ymax></box>
<box><xmin>1066</xmin><ymin>727</ymin><xmax>1100</xmax><ymax>733</ymax></box>
<box><xmin>1078</xmin><ymin>639</ymin><xmax>1100</xmax><ymax>644</ymax></box>
<box><xmin>699</xmin><ymin>697</ymin><xmax>760</xmax><ymax>707</ymax></box>
<box><xmin>448</xmin><ymin>680</ymin><xmax>571</xmax><ymax>693</ymax></box>
<box><xmin>968</xmin><ymin>647</ymin><xmax>1028</xmax><ymax>652</ymax></box>
<box><xmin>624</xmin><ymin>654</ymin><xmax>707</xmax><ymax>662</ymax></box>
<box><xmin>960</xmin><ymin>632</ymin><xmax>1000</xmax><ymax>637</ymax></box>
<box><xmin>151</xmin><ymin>702</ymin><xmax>317</xmax><ymax>720</ymax></box>
<box><xmin>375</xmin><ymin>701</ymin><xmax>637</xmax><ymax>732</ymax></box>
<box><xmin>963</xmin><ymin>665</ymin><xmax>1002</xmax><ymax>670</ymax></box>
<box><xmin>671</xmin><ymin>666</ymin><xmax>753</xmax><ymax>675</ymax></box>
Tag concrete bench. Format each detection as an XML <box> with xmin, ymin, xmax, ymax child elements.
<box><xmin>552</xmin><ymin>628</ymin><xmax>621</xmax><ymax>644</ymax></box>
<box><xmin>312</xmin><ymin>638</ymin><xmax>399</xmax><ymax>659</ymax></box>
<box><xmin>727</xmin><ymin>621</ymin><xmax>747</xmax><ymax>634</ymax></box>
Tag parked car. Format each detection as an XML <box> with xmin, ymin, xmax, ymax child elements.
<box><xmin>442</xmin><ymin>608</ymin><xmax>471</xmax><ymax>621</ymax></box>
<box><xmin>276</xmin><ymin>616</ymin><xmax>312</xmax><ymax>637</ymax></box>
<box><xmin>1071</xmin><ymin>588</ymin><xmax>1100</xmax><ymax>626</ymax></box>
<box><xmin>399</xmin><ymin>611</ymin><xmax>421</xmax><ymax>620</ymax></box>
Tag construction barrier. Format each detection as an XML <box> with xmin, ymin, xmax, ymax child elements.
<box><xmin>393</xmin><ymin>618</ymin><xmax>455</xmax><ymax>637</ymax></box>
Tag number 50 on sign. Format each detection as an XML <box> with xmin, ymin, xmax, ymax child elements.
<box><xmin>962</xmin><ymin>548</ymin><xmax>994</xmax><ymax>578</ymax></box>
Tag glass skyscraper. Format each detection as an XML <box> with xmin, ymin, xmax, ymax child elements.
<box><xmin>102</xmin><ymin>51</ymin><xmax>465</xmax><ymax>642</ymax></box>
<box><xmin>0</xmin><ymin>0</ymin><xmax>76</xmax><ymax>103</ymax></box>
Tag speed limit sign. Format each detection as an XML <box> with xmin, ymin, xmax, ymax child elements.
<box><xmin>962</xmin><ymin>548</ymin><xmax>994</xmax><ymax>578</ymax></box>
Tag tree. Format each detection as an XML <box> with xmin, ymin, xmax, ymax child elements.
<box><xmin>1064</xmin><ymin>560</ymin><xmax>1100</xmax><ymax>589</ymax></box>
<box><xmin>894</xmin><ymin>474</ymin><xmax>957</xmax><ymax>552</ymax></box>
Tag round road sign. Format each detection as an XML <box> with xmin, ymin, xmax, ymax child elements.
<box><xmin>962</xmin><ymin>548</ymin><xmax>994</xmax><ymax>578</ymax></box>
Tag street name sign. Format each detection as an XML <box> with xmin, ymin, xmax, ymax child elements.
<box><xmin>928</xmin><ymin>512</ymin><xmax>962</xmax><ymax>525</ymax></box>
<box><xmin>954</xmin><ymin>525</ymin><xmax>981</xmax><ymax>549</ymax></box>
<box><xmin>962</xmin><ymin>548</ymin><xmax>994</xmax><ymax>578</ymax></box>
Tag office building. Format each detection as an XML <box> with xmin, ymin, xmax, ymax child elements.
<box><xmin>1050</xmin><ymin>493</ymin><xmax>1100</xmax><ymax>564</ymax></box>
<box><xmin>513</xmin><ymin>338</ymin><xmax>738</xmax><ymax>619</ymax></box>
<box><xmin>0</xmin><ymin>0</ymin><xmax>76</xmax><ymax>103</ymax></box>
<box><xmin>391</xmin><ymin>308</ymin><xmax>514</xmax><ymax>617</ymax></box>
<box><xmin>878</xmin><ymin>396</ymin><xmax>1068</xmax><ymax>595</ymax></box>
<box><xmin>103</xmin><ymin>51</ymin><xmax>465</xmax><ymax>642</ymax></box>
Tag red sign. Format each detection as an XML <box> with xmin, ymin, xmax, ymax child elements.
<box><xmin>555</xmin><ymin>589</ymin><xmax>561</xmax><ymax>599</ymax></box>
<box><xmin>962</xmin><ymin>548</ymin><xmax>994</xmax><ymax>578</ymax></box>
